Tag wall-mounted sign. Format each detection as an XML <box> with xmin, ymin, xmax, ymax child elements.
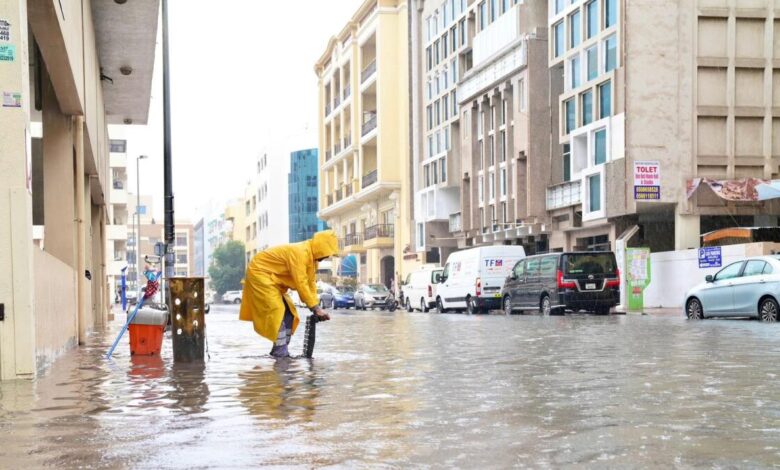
<box><xmin>0</xmin><ymin>19</ymin><xmax>10</xmax><ymax>42</ymax></box>
<box><xmin>698</xmin><ymin>246</ymin><xmax>722</xmax><ymax>269</ymax></box>
<box><xmin>0</xmin><ymin>44</ymin><xmax>15</xmax><ymax>61</ymax></box>
<box><xmin>634</xmin><ymin>160</ymin><xmax>660</xmax><ymax>200</ymax></box>
<box><xmin>2</xmin><ymin>91</ymin><xmax>21</xmax><ymax>108</ymax></box>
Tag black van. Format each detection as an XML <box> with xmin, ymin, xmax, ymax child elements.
<box><xmin>501</xmin><ymin>252</ymin><xmax>620</xmax><ymax>315</ymax></box>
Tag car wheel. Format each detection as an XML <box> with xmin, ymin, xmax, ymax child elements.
<box><xmin>466</xmin><ymin>297</ymin><xmax>478</xmax><ymax>315</ymax></box>
<box><xmin>405</xmin><ymin>298</ymin><xmax>413</xmax><ymax>312</ymax></box>
<box><xmin>686</xmin><ymin>298</ymin><xmax>704</xmax><ymax>320</ymax></box>
<box><xmin>595</xmin><ymin>306</ymin><xmax>610</xmax><ymax>316</ymax></box>
<box><xmin>331</xmin><ymin>299</ymin><xmax>336</xmax><ymax>309</ymax></box>
<box><xmin>234</xmin><ymin>298</ymin><xmax>241</xmax><ymax>305</ymax></box>
<box><xmin>420</xmin><ymin>298</ymin><xmax>429</xmax><ymax>313</ymax></box>
<box><xmin>539</xmin><ymin>295</ymin><xmax>551</xmax><ymax>316</ymax></box>
<box><xmin>759</xmin><ymin>297</ymin><xmax>779</xmax><ymax>322</ymax></box>
<box><xmin>504</xmin><ymin>296</ymin><xmax>513</xmax><ymax>316</ymax></box>
<box><xmin>436</xmin><ymin>297</ymin><xmax>447</xmax><ymax>314</ymax></box>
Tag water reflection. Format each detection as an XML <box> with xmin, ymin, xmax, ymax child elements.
<box><xmin>238</xmin><ymin>359</ymin><xmax>319</xmax><ymax>423</ymax></box>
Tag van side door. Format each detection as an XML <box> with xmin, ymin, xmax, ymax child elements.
<box><xmin>524</xmin><ymin>258</ymin><xmax>543</xmax><ymax>307</ymax></box>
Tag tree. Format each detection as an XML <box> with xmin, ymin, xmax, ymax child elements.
<box><xmin>209</xmin><ymin>240</ymin><xmax>246</xmax><ymax>296</ymax></box>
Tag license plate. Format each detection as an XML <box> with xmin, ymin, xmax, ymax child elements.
<box><xmin>586</xmin><ymin>283</ymin><xmax>596</xmax><ymax>290</ymax></box>
<box><xmin>494</xmin><ymin>293</ymin><xmax>502</xmax><ymax>298</ymax></box>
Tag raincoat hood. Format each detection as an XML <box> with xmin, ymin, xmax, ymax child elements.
<box><xmin>310</xmin><ymin>230</ymin><xmax>339</xmax><ymax>260</ymax></box>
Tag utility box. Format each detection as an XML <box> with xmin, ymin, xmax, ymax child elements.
<box><xmin>128</xmin><ymin>307</ymin><xmax>168</xmax><ymax>356</ymax></box>
<box><xmin>168</xmin><ymin>277</ymin><xmax>206</xmax><ymax>362</ymax></box>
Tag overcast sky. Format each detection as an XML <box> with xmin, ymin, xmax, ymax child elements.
<box><xmin>116</xmin><ymin>0</ymin><xmax>363</xmax><ymax>224</ymax></box>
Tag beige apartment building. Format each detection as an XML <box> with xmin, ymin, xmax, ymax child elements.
<box><xmin>546</xmin><ymin>0</ymin><xmax>780</xmax><ymax>253</ymax></box>
<box><xmin>0</xmin><ymin>0</ymin><xmax>158</xmax><ymax>380</ymax></box>
<box><xmin>315</xmin><ymin>0</ymin><xmax>415</xmax><ymax>286</ymax></box>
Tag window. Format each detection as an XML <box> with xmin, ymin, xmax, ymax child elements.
<box><xmin>513</xmin><ymin>260</ymin><xmax>526</xmax><ymax>278</ymax></box>
<box><xmin>435</xmin><ymin>40</ymin><xmax>440</xmax><ymax>64</ymax></box>
<box><xmin>489</xmin><ymin>171</ymin><xmax>495</xmax><ymax>200</ymax></box>
<box><xmin>478</xmin><ymin>176</ymin><xmax>484</xmax><ymax>202</ymax></box>
<box><xmin>176</xmin><ymin>235</ymin><xmax>187</xmax><ymax>247</ymax></box>
<box><xmin>570</xmin><ymin>56</ymin><xmax>581</xmax><ymax>88</ymax></box>
<box><xmin>569</xmin><ymin>10</ymin><xmax>581</xmax><ymax>48</ymax></box>
<box><xmin>582</xmin><ymin>91</ymin><xmax>593</xmax><ymax>126</ymax></box>
<box><xmin>555</xmin><ymin>0</ymin><xmax>565</xmax><ymax>14</ymax></box>
<box><xmin>605</xmin><ymin>35</ymin><xmax>617</xmax><ymax>72</ymax></box>
<box><xmin>451</xmin><ymin>28</ymin><xmax>457</xmax><ymax>53</ymax></box>
<box><xmin>594</xmin><ymin>128</ymin><xmax>607</xmax><ymax>164</ymax></box>
<box><xmin>177</xmin><ymin>254</ymin><xmax>187</xmax><ymax>264</ymax></box>
<box><xmin>501</xmin><ymin>201</ymin><xmax>507</xmax><ymax>224</ymax></box>
<box><xmin>442</xmin><ymin>35</ymin><xmax>449</xmax><ymax>59</ymax></box>
<box><xmin>450</xmin><ymin>58</ymin><xmax>457</xmax><ymax>83</ymax></box>
<box><xmin>491</xmin><ymin>205</ymin><xmax>497</xmax><ymax>229</ymax></box>
<box><xmin>553</xmin><ymin>22</ymin><xmax>564</xmax><ymax>58</ymax></box>
<box><xmin>488</xmin><ymin>136</ymin><xmax>494</xmax><ymax>166</ymax></box>
<box><xmin>424</xmin><ymin>165</ymin><xmax>431</xmax><ymax>186</ymax></box>
<box><xmin>109</xmin><ymin>140</ymin><xmax>127</xmax><ymax>153</ymax></box>
<box><xmin>502</xmin><ymin>0</ymin><xmax>510</xmax><ymax>14</ymax></box>
<box><xmin>478</xmin><ymin>139</ymin><xmax>484</xmax><ymax>169</ymax></box>
<box><xmin>499</xmin><ymin>130</ymin><xmax>506</xmax><ymax>162</ymax></box>
<box><xmin>489</xmin><ymin>105</ymin><xmax>495</xmax><ymax>131</ymax></box>
<box><xmin>565</xmin><ymin>99</ymin><xmax>576</xmax><ymax>134</ymax></box>
<box><xmin>541</xmin><ymin>256</ymin><xmax>558</xmax><ymax>277</ymax></box>
<box><xmin>764</xmin><ymin>264</ymin><xmax>775</xmax><ymax>274</ymax></box>
<box><xmin>586</xmin><ymin>1</ymin><xmax>599</xmax><ymax>38</ymax></box>
<box><xmin>519</xmin><ymin>78</ymin><xmax>525</xmax><ymax>111</ymax></box>
<box><xmin>586</xmin><ymin>47</ymin><xmax>598</xmax><ymax>81</ymax></box>
<box><xmin>500</xmin><ymin>168</ymin><xmax>507</xmax><ymax>196</ymax></box>
<box><xmin>460</xmin><ymin>19</ymin><xmax>466</xmax><ymax>45</ymax></box>
<box><xmin>715</xmin><ymin>262</ymin><xmax>744</xmax><ymax>281</ymax></box>
<box><xmin>563</xmin><ymin>143</ymin><xmax>571</xmax><ymax>181</ymax></box>
<box><xmin>440</xmin><ymin>157</ymin><xmax>447</xmax><ymax>182</ymax></box>
<box><xmin>480</xmin><ymin>208</ymin><xmax>485</xmax><ymax>229</ymax></box>
<box><xmin>478</xmin><ymin>111</ymin><xmax>484</xmax><ymax>136</ymax></box>
<box><xmin>428</xmin><ymin>136</ymin><xmax>434</xmax><ymax>157</ymax></box>
<box><xmin>743</xmin><ymin>260</ymin><xmax>768</xmax><ymax>277</ymax></box>
<box><xmin>605</xmin><ymin>0</ymin><xmax>616</xmax><ymax>28</ymax></box>
<box><xmin>599</xmin><ymin>80</ymin><xmax>612</xmax><ymax>118</ymax></box>
<box><xmin>443</xmin><ymin>99</ymin><xmax>449</xmax><ymax>121</ymax></box>
<box><xmin>426</xmin><ymin>47</ymin><xmax>432</xmax><ymax>70</ymax></box>
<box><xmin>501</xmin><ymin>99</ymin><xmax>507</xmax><ymax>125</ymax></box>
<box><xmin>427</xmin><ymin>105</ymin><xmax>433</xmax><ymax>130</ymax></box>
<box><xmin>435</xmin><ymin>99</ymin><xmax>441</xmax><ymax>125</ymax></box>
<box><xmin>452</xmin><ymin>91</ymin><xmax>458</xmax><ymax>115</ymax></box>
<box><xmin>490</xmin><ymin>0</ymin><xmax>497</xmax><ymax>22</ymax></box>
<box><xmin>479</xmin><ymin>1</ymin><xmax>487</xmax><ymax>30</ymax></box>
<box><xmin>588</xmin><ymin>174</ymin><xmax>602</xmax><ymax>212</ymax></box>
<box><xmin>432</xmin><ymin>161</ymin><xmax>438</xmax><ymax>184</ymax></box>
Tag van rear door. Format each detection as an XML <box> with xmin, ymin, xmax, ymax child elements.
<box><xmin>480</xmin><ymin>253</ymin><xmax>525</xmax><ymax>298</ymax></box>
<box><xmin>561</xmin><ymin>252</ymin><xmax>618</xmax><ymax>292</ymax></box>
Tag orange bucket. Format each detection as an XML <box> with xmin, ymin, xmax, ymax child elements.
<box><xmin>128</xmin><ymin>324</ymin><xmax>165</xmax><ymax>356</ymax></box>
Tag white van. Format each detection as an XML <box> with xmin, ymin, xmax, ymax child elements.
<box><xmin>402</xmin><ymin>265</ymin><xmax>444</xmax><ymax>312</ymax></box>
<box><xmin>436</xmin><ymin>245</ymin><xmax>526</xmax><ymax>314</ymax></box>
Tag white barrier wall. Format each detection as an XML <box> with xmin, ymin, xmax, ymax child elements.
<box><xmin>643</xmin><ymin>243</ymin><xmax>780</xmax><ymax>309</ymax></box>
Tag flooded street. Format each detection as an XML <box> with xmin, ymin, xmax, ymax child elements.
<box><xmin>2</xmin><ymin>306</ymin><xmax>780</xmax><ymax>468</ymax></box>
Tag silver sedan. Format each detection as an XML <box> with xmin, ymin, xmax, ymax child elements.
<box><xmin>685</xmin><ymin>256</ymin><xmax>780</xmax><ymax>322</ymax></box>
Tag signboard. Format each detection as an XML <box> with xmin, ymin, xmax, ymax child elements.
<box><xmin>0</xmin><ymin>19</ymin><xmax>10</xmax><ymax>42</ymax></box>
<box><xmin>2</xmin><ymin>91</ymin><xmax>20</xmax><ymax>108</ymax></box>
<box><xmin>626</xmin><ymin>248</ymin><xmax>651</xmax><ymax>313</ymax></box>
<box><xmin>634</xmin><ymin>161</ymin><xmax>660</xmax><ymax>200</ymax></box>
<box><xmin>698</xmin><ymin>246</ymin><xmax>722</xmax><ymax>269</ymax></box>
<box><xmin>0</xmin><ymin>44</ymin><xmax>15</xmax><ymax>61</ymax></box>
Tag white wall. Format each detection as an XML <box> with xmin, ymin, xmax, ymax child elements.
<box><xmin>643</xmin><ymin>243</ymin><xmax>780</xmax><ymax>308</ymax></box>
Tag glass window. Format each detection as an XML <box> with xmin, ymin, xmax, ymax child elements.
<box><xmin>489</xmin><ymin>171</ymin><xmax>495</xmax><ymax>199</ymax></box>
<box><xmin>553</xmin><ymin>22</ymin><xmax>564</xmax><ymax>58</ymax></box>
<box><xmin>490</xmin><ymin>105</ymin><xmax>495</xmax><ymax>130</ymax></box>
<box><xmin>526</xmin><ymin>258</ymin><xmax>542</xmax><ymax>277</ymax></box>
<box><xmin>442</xmin><ymin>35</ymin><xmax>448</xmax><ymax>59</ymax></box>
<box><xmin>451</xmin><ymin>28</ymin><xmax>457</xmax><ymax>53</ymax></box>
<box><xmin>513</xmin><ymin>260</ymin><xmax>526</xmax><ymax>278</ymax></box>
<box><xmin>563</xmin><ymin>143</ymin><xmax>571</xmax><ymax>181</ymax></box>
<box><xmin>427</xmin><ymin>105</ymin><xmax>433</xmax><ymax>130</ymax></box>
<box><xmin>555</xmin><ymin>0</ymin><xmax>565</xmax><ymax>14</ymax></box>
<box><xmin>501</xmin><ymin>99</ymin><xmax>507</xmax><ymax>125</ymax></box>
<box><xmin>432</xmin><ymin>161</ymin><xmax>438</xmax><ymax>184</ymax></box>
<box><xmin>715</xmin><ymin>262</ymin><xmax>744</xmax><ymax>281</ymax></box>
<box><xmin>500</xmin><ymin>168</ymin><xmax>507</xmax><ymax>196</ymax></box>
<box><xmin>540</xmin><ymin>256</ymin><xmax>558</xmax><ymax>277</ymax></box>
<box><xmin>588</xmin><ymin>173</ymin><xmax>601</xmax><ymax>212</ymax></box>
<box><xmin>451</xmin><ymin>58</ymin><xmax>457</xmax><ymax>83</ymax></box>
<box><xmin>460</xmin><ymin>19</ymin><xmax>466</xmax><ymax>45</ymax></box>
<box><xmin>764</xmin><ymin>263</ymin><xmax>775</xmax><ymax>274</ymax></box>
<box><xmin>443</xmin><ymin>99</ymin><xmax>449</xmax><ymax>121</ymax></box>
<box><xmin>743</xmin><ymin>260</ymin><xmax>767</xmax><ymax>277</ymax></box>
<box><xmin>605</xmin><ymin>0</ymin><xmax>617</xmax><ymax>28</ymax></box>
<box><xmin>594</xmin><ymin>128</ymin><xmax>607</xmax><ymax>164</ymax></box>
<box><xmin>490</xmin><ymin>0</ymin><xmax>498</xmax><ymax>22</ymax></box>
<box><xmin>502</xmin><ymin>0</ymin><xmax>510</xmax><ymax>14</ymax></box>
<box><xmin>478</xmin><ymin>176</ymin><xmax>484</xmax><ymax>202</ymax></box>
<box><xmin>488</xmin><ymin>136</ymin><xmax>494</xmax><ymax>166</ymax></box>
<box><xmin>499</xmin><ymin>130</ymin><xmax>506</xmax><ymax>161</ymax></box>
<box><xmin>605</xmin><ymin>35</ymin><xmax>617</xmax><ymax>72</ymax></box>
<box><xmin>582</xmin><ymin>91</ymin><xmax>593</xmax><ymax>125</ymax></box>
<box><xmin>478</xmin><ymin>139</ymin><xmax>483</xmax><ymax>169</ymax></box>
<box><xmin>570</xmin><ymin>10</ymin><xmax>581</xmax><ymax>48</ymax></box>
<box><xmin>435</xmin><ymin>99</ymin><xmax>441</xmax><ymax>125</ymax></box>
<box><xmin>586</xmin><ymin>0</ymin><xmax>599</xmax><ymax>38</ymax></box>
<box><xmin>565</xmin><ymin>99</ymin><xmax>576</xmax><ymax>134</ymax></box>
<box><xmin>441</xmin><ymin>157</ymin><xmax>447</xmax><ymax>182</ymax></box>
<box><xmin>519</xmin><ymin>78</ymin><xmax>525</xmax><ymax>111</ymax></box>
<box><xmin>599</xmin><ymin>80</ymin><xmax>612</xmax><ymax>118</ymax></box>
<box><xmin>571</xmin><ymin>56</ymin><xmax>581</xmax><ymax>88</ymax></box>
<box><xmin>587</xmin><ymin>46</ymin><xmax>598</xmax><ymax>81</ymax></box>
<box><xmin>452</xmin><ymin>91</ymin><xmax>458</xmax><ymax>115</ymax></box>
<box><xmin>478</xmin><ymin>111</ymin><xmax>484</xmax><ymax>136</ymax></box>
<box><xmin>424</xmin><ymin>165</ymin><xmax>431</xmax><ymax>186</ymax></box>
<box><xmin>479</xmin><ymin>2</ymin><xmax>487</xmax><ymax>30</ymax></box>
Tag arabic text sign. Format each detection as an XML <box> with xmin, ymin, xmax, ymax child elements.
<box><xmin>0</xmin><ymin>44</ymin><xmax>15</xmax><ymax>61</ymax></box>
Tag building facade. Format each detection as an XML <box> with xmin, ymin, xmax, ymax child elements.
<box><xmin>546</xmin><ymin>0</ymin><xmax>780</xmax><ymax>254</ymax></box>
<box><xmin>257</xmin><ymin>152</ymin><xmax>290</xmax><ymax>252</ymax></box>
<box><xmin>106</xmin><ymin>135</ymin><xmax>130</xmax><ymax>300</ymax></box>
<box><xmin>289</xmin><ymin>148</ymin><xmax>327</xmax><ymax>243</ymax></box>
<box><xmin>193</xmin><ymin>218</ymin><xmax>205</xmax><ymax>277</ymax></box>
<box><xmin>316</xmin><ymin>0</ymin><xmax>415</xmax><ymax>287</ymax></box>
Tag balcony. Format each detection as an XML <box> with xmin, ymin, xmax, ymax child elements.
<box><xmin>325</xmin><ymin>102</ymin><xmax>332</xmax><ymax>116</ymax></box>
<box><xmin>327</xmin><ymin>194</ymin><xmax>333</xmax><ymax>206</ymax></box>
<box><xmin>361</xmin><ymin>59</ymin><xmax>376</xmax><ymax>83</ymax></box>
<box><xmin>343</xmin><ymin>135</ymin><xmax>351</xmax><ymax>148</ymax></box>
<box><xmin>546</xmin><ymin>180</ymin><xmax>582</xmax><ymax>210</ymax></box>
<box><xmin>345</xmin><ymin>183</ymin><xmax>353</xmax><ymax>197</ymax></box>
<box><xmin>112</xmin><ymin>180</ymin><xmax>125</xmax><ymax>190</ymax></box>
<box><xmin>339</xmin><ymin>233</ymin><xmax>365</xmax><ymax>255</ymax></box>
<box><xmin>449</xmin><ymin>212</ymin><xmax>462</xmax><ymax>233</ymax></box>
<box><xmin>362</xmin><ymin>170</ymin><xmax>377</xmax><ymax>189</ymax></box>
<box><xmin>325</xmin><ymin>150</ymin><xmax>332</xmax><ymax>161</ymax></box>
<box><xmin>334</xmin><ymin>95</ymin><xmax>341</xmax><ymax>108</ymax></box>
<box><xmin>107</xmin><ymin>225</ymin><xmax>127</xmax><ymax>241</ymax></box>
<box><xmin>362</xmin><ymin>113</ymin><xmax>377</xmax><ymax>137</ymax></box>
<box><xmin>334</xmin><ymin>143</ymin><xmax>342</xmax><ymax>155</ymax></box>
<box><xmin>335</xmin><ymin>188</ymin><xmax>343</xmax><ymax>201</ymax></box>
<box><xmin>364</xmin><ymin>224</ymin><xmax>394</xmax><ymax>249</ymax></box>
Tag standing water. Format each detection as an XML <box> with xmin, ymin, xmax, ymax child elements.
<box><xmin>1</xmin><ymin>307</ymin><xmax>779</xmax><ymax>468</ymax></box>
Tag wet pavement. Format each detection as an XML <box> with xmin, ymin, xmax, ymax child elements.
<box><xmin>2</xmin><ymin>305</ymin><xmax>780</xmax><ymax>468</ymax></box>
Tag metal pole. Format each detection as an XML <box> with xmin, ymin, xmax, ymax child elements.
<box><xmin>131</xmin><ymin>211</ymin><xmax>137</xmax><ymax>290</ymax></box>
<box><xmin>136</xmin><ymin>156</ymin><xmax>142</xmax><ymax>287</ymax></box>
<box><xmin>162</xmin><ymin>0</ymin><xmax>175</xmax><ymax>277</ymax></box>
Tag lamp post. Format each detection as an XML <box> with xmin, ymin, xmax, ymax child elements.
<box><xmin>136</xmin><ymin>155</ymin><xmax>148</xmax><ymax>289</ymax></box>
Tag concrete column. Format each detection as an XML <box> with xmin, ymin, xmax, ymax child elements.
<box><xmin>675</xmin><ymin>208</ymin><xmax>701</xmax><ymax>250</ymax></box>
<box><xmin>75</xmin><ymin>117</ymin><xmax>87</xmax><ymax>344</ymax></box>
<box><xmin>0</xmin><ymin>0</ymin><xmax>35</xmax><ymax>380</ymax></box>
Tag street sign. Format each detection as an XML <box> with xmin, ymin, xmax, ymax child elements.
<box><xmin>698</xmin><ymin>246</ymin><xmax>722</xmax><ymax>269</ymax></box>
<box><xmin>634</xmin><ymin>161</ymin><xmax>660</xmax><ymax>200</ymax></box>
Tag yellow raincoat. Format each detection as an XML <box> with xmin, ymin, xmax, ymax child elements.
<box><xmin>239</xmin><ymin>230</ymin><xmax>338</xmax><ymax>341</ymax></box>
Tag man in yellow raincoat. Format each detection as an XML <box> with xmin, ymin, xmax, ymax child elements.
<box><xmin>239</xmin><ymin>230</ymin><xmax>338</xmax><ymax>357</ymax></box>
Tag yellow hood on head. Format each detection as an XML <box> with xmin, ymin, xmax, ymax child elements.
<box><xmin>310</xmin><ymin>230</ymin><xmax>338</xmax><ymax>260</ymax></box>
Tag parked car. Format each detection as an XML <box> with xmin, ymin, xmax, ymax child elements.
<box><xmin>223</xmin><ymin>290</ymin><xmax>243</xmax><ymax>304</ymax></box>
<box><xmin>402</xmin><ymin>266</ymin><xmax>443</xmax><ymax>312</ymax></box>
<box><xmin>355</xmin><ymin>284</ymin><xmax>393</xmax><ymax>310</ymax></box>
<box><xmin>436</xmin><ymin>246</ymin><xmax>526</xmax><ymax>314</ymax></box>
<box><xmin>684</xmin><ymin>256</ymin><xmax>779</xmax><ymax>322</ymax></box>
<box><xmin>502</xmin><ymin>251</ymin><xmax>620</xmax><ymax>316</ymax></box>
<box><xmin>319</xmin><ymin>285</ymin><xmax>356</xmax><ymax>309</ymax></box>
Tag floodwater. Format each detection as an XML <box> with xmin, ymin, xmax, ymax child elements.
<box><xmin>2</xmin><ymin>306</ymin><xmax>780</xmax><ymax>468</ymax></box>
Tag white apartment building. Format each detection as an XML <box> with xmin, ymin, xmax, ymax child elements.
<box><xmin>106</xmin><ymin>134</ymin><xmax>130</xmax><ymax>299</ymax></box>
<box><xmin>256</xmin><ymin>152</ymin><xmax>290</xmax><ymax>251</ymax></box>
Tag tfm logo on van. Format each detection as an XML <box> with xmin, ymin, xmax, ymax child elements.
<box><xmin>484</xmin><ymin>259</ymin><xmax>503</xmax><ymax>267</ymax></box>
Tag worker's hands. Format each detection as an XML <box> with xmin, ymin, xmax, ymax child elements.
<box><xmin>312</xmin><ymin>306</ymin><xmax>331</xmax><ymax>321</ymax></box>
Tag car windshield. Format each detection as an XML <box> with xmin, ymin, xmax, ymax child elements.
<box><xmin>563</xmin><ymin>253</ymin><xmax>617</xmax><ymax>275</ymax></box>
<box><xmin>364</xmin><ymin>284</ymin><xmax>388</xmax><ymax>294</ymax></box>
<box><xmin>338</xmin><ymin>286</ymin><xmax>355</xmax><ymax>293</ymax></box>
<box><xmin>431</xmin><ymin>269</ymin><xmax>444</xmax><ymax>283</ymax></box>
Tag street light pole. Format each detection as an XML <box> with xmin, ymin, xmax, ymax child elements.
<box><xmin>136</xmin><ymin>155</ymin><xmax>147</xmax><ymax>288</ymax></box>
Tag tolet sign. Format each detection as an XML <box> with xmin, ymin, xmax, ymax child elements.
<box><xmin>634</xmin><ymin>161</ymin><xmax>660</xmax><ymax>200</ymax></box>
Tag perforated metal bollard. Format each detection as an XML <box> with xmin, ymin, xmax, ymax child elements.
<box><xmin>169</xmin><ymin>277</ymin><xmax>206</xmax><ymax>362</ymax></box>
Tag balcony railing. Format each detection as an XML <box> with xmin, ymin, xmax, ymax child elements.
<box><xmin>343</xmin><ymin>135</ymin><xmax>351</xmax><ymax>148</ymax></box>
<box><xmin>362</xmin><ymin>170</ymin><xmax>378</xmax><ymax>188</ymax></box>
<box><xmin>365</xmin><ymin>224</ymin><xmax>394</xmax><ymax>240</ymax></box>
<box><xmin>361</xmin><ymin>59</ymin><xmax>376</xmax><ymax>83</ymax></box>
<box><xmin>335</xmin><ymin>188</ymin><xmax>343</xmax><ymax>201</ymax></box>
<box><xmin>345</xmin><ymin>184</ymin><xmax>353</xmax><ymax>197</ymax></box>
<box><xmin>362</xmin><ymin>113</ymin><xmax>377</xmax><ymax>136</ymax></box>
<box><xmin>325</xmin><ymin>102</ymin><xmax>332</xmax><ymax>116</ymax></box>
<box><xmin>449</xmin><ymin>212</ymin><xmax>462</xmax><ymax>233</ymax></box>
<box><xmin>334</xmin><ymin>143</ymin><xmax>342</xmax><ymax>155</ymax></box>
<box><xmin>343</xmin><ymin>85</ymin><xmax>350</xmax><ymax>100</ymax></box>
<box><xmin>113</xmin><ymin>180</ymin><xmax>125</xmax><ymax>190</ymax></box>
<box><xmin>342</xmin><ymin>233</ymin><xmax>363</xmax><ymax>249</ymax></box>
<box><xmin>546</xmin><ymin>180</ymin><xmax>582</xmax><ymax>210</ymax></box>
<box><xmin>327</xmin><ymin>194</ymin><xmax>333</xmax><ymax>206</ymax></box>
<box><xmin>334</xmin><ymin>95</ymin><xmax>341</xmax><ymax>108</ymax></box>
<box><xmin>325</xmin><ymin>150</ymin><xmax>332</xmax><ymax>161</ymax></box>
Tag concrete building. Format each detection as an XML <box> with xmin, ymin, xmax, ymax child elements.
<box><xmin>288</xmin><ymin>148</ymin><xmax>327</xmax><ymax>243</ymax></box>
<box><xmin>257</xmin><ymin>152</ymin><xmax>290</xmax><ymax>252</ymax></box>
<box><xmin>193</xmin><ymin>218</ymin><xmax>205</xmax><ymax>277</ymax></box>
<box><xmin>0</xmin><ymin>0</ymin><xmax>158</xmax><ymax>379</ymax></box>
<box><xmin>243</xmin><ymin>178</ymin><xmax>259</xmax><ymax>264</ymax></box>
<box><xmin>106</xmin><ymin>135</ymin><xmax>130</xmax><ymax>301</ymax></box>
<box><xmin>135</xmin><ymin>221</ymin><xmax>195</xmax><ymax>277</ymax></box>
<box><xmin>224</xmin><ymin>198</ymin><xmax>248</xmax><ymax>249</ymax></box>
<box><xmin>315</xmin><ymin>0</ymin><xmax>415</xmax><ymax>287</ymax></box>
<box><xmin>127</xmin><ymin>193</ymin><xmax>155</xmax><ymax>289</ymax></box>
<box><xmin>545</xmin><ymin>0</ymin><xmax>780</xmax><ymax>253</ymax></box>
